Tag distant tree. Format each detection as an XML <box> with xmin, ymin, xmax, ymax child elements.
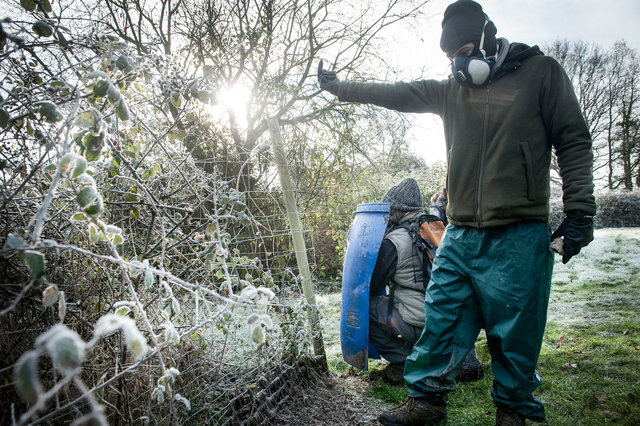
<box><xmin>609</xmin><ymin>42</ymin><xmax>639</xmax><ymax>190</ymax></box>
<box><xmin>546</xmin><ymin>39</ymin><xmax>640</xmax><ymax>190</ymax></box>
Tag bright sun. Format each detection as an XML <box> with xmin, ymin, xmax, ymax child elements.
<box><xmin>209</xmin><ymin>84</ymin><xmax>252</xmax><ymax>128</ymax></box>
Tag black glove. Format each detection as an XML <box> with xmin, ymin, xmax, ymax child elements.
<box><xmin>551</xmin><ymin>210</ymin><xmax>594</xmax><ymax>264</ymax></box>
<box><xmin>317</xmin><ymin>60</ymin><xmax>340</xmax><ymax>95</ymax></box>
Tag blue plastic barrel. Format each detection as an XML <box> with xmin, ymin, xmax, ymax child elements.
<box><xmin>340</xmin><ymin>202</ymin><xmax>390</xmax><ymax>370</ymax></box>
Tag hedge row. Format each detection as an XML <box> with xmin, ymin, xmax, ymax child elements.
<box><xmin>549</xmin><ymin>190</ymin><xmax>640</xmax><ymax>229</ymax></box>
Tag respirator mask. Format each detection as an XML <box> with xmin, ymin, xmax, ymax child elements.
<box><xmin>451</xmin><ymin>17</ymin><xmax>495</xmax><ymax>88</ymax></box>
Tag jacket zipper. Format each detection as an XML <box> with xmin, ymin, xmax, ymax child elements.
<box><xmin>476</xmin><ymin>85</ymin><xmax>491</xmax><ymax>228</ymax></box>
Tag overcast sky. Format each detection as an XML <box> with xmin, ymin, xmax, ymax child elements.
<box><xmin>397</xmin><ymin>0</ymin><xmax>640</xmax><ymax>164</ymax></box>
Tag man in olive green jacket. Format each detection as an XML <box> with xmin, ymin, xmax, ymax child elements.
<box><xmin>318</xmin><ymin>1</ymin><xmax>596</xmax><ymax>425</ymax></box>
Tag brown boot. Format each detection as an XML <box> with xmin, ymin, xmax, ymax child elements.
<box><xmin>495</xmin><ymin>405</ymin><xmax>525</xmax><ymax>426</ymax></box>
<box><xmin>378</xmin><ymin>397</ymin><xmax>447</xmax><ymax>425</ymax></box>
<box><xmin>370</xmin><ymin>362</ymin><xmax>405</xmax><ymax>386</ymax></box>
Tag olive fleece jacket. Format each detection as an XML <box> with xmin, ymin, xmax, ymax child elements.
<box><xmin>336</xmin><ymin>43</ymin><xmax>596</xmax><ymax>228</ymax></box>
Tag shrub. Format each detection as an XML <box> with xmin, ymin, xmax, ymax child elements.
<box><xmin>549</xmin><ymin>190</ymin><xmax>640</xmax><ymax>229</ymax></box>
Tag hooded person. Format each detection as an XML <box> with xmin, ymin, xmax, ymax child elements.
<box><xmin>318</xmin><ymin>1</ymin><xmax>596</xmax><ymax>424</ymax></box>
<box><xmin>368</xmin><ymin>178</ymin><xmax>483</xmax><ymax>386</ymax></box>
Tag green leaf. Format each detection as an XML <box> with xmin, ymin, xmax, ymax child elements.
<box><xmin>88</xmin><ymin>223</ymin><xmax>100</xmax><ymax>243</ymax></box>
<box><xmin>37</xmin><ymin>102</ymin><xmax>63</xmax><ymax>123</ymax></box>
<box><xmin>92</xmin><ymin>80</ymin><xmax>110</xmax><ymax>97</ymax></box>
<box><xmin>233</xmin><ymin>200</ymin><xmax>247</xmax><ymax>211</ymax></box>
<box><xmin>251</xmin><ymin>325</ymin><xmax>265</xmax><ymax>344</ymax></box>
<box><xmin>115</xmin><ymin>99</ymin><xmax>130</xmax><ymax>121</ymax></box>
<box><xmin>71</xmin><ymin>212</ymin><xmax>87</xmax><ymax>221</ymax></box>
<box><xmin>115</xmin><ymin>306</ymin><xmax>130</xmax><ymax>316</ymax></box>
<box><xmin>72</xmin><ymin>155</ymin><xmax>87</xmax><ymax>178</ymax></box>
<box><xmin>20</xmin><ymin>0</ymin><xmax>36</xmax><ymax>12</ymax></box>
<box><xmin>237</xmin><ymin>211</ymin><xmax>251</xmax><ymax>226</ymax></box>
<box><xmin>84</xmin><ymin>196</ymin><xmax>103</xmax><ymax>217</ymax></box>
<box><xmin>40</xmin><ymin>0</ymin><xmax>52</xmax><ymax>12</ymax></box>
<box><xmin>76</xmin><ymin>186</ymin><xmax>97</xmax><ymax>207</ymax></box>
<box><xmin>14</xmin><ymin>350</ymin><xmax>42</xmax><ymax>404</ymax></box>
<box><xmin>84</xmin><ymin>149</ymin><xmax>101</xmax><ymax>162</ymax></box>
<box><xmin>171</xmin><ymin>91</ymin><xmax>182</xmax><ymax>108</ymax></box>
<box><xmin>75</xmin><ymin>108</ymin><xmax>102</xmax><ymax>129</ymax></box>
<box><xmin>32</xmin><ymin>20</ymin><xmax>53</xmax><ymax>38</ymax></box>
<box><xmin>112</xmin><ymin>234</ymin><xmax>124</xmax><ymax>245</ymax></box>
<box><xmin>0</xmin><ymin>108</ymin><xmax>10</xmax><ymax>128</ymax></box>
<box><xmin>24</xmin><ymin>250</ymin><xmax>46</xmax><ymax>279</ymax></box>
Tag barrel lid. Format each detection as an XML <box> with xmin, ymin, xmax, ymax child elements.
<box><xmin>355</xmin><ymin>202</ymin><xmax>390</xmax><ymax>214</ymax></box>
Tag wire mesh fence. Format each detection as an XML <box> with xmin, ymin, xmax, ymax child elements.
<box><xmin>0</xmin><ymin>131</ymin><xmax>329</xmax><ymax>424</ymax></box>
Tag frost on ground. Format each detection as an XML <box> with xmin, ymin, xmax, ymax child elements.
<box><xmin>549</xmin><ymin>228</ymin><xmax>640</xmax><ymax>325</ymax></box>
<box><xmin>282</xmin><ymin>228</ymin><xmax>640</xmax><ymax>424</ymax></box>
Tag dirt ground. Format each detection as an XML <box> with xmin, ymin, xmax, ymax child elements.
<box><xmin>273</xmin><ymin>373</ymin><xmax>393</xmax><ymax>425</ymax></box>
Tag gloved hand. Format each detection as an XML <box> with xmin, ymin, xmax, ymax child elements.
<box><xmin>317</xmin><ymin>60</ymin><xmax>340</xmax><ymax>95</ymax></box>
<box><xmin>551</xmin><ymin>210</ymin><xmax>594</xmax><ymax>264</ymax></box>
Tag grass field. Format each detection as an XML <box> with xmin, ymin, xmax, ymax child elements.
<box><xmin>317</xmin><ymin>228</ymin><xmax>640</xmax><ymax>425</ymax></box>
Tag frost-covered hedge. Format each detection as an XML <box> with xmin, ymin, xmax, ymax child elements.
<box><xmin>549</xmin><ymin>190</ymin><xmax>640</xmax><ymax>230</ymax></box>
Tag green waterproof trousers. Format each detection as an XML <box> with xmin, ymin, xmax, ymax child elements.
<box><xmin>404</xmin><ymin>222</ymin><xmax>553</xmax><ymax>422</ymax></box>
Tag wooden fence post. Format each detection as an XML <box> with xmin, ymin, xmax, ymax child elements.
<box><xmin>267</xmin><ymin>117</ymin><xmax>326</xmax><ymax>362</ymax></box>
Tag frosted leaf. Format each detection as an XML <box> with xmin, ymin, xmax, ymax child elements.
<box><xmin>75</xmin><ymin>173</ymin><xmax>96</xmax><ymax>187</ymax></box>
<box><xmin>42</xmin><ymin>284</ymin><xmax>59</xmax><ymax>307</ymax></box>
<box><xmin>37</xmin><ymin>324</ymin><xmax>86</xmax><ymax>373</ymax></box>
<box><xmin>129</xmin><ymin>260</ymin><xmax>144</xmax><ymax>277</ymax></box>
<box><xmin>144</xmin><ymin>269</ymin><xmax>154</xmax><ymax>289</ymax></box>
<box><xmin>171</xmin><ymin>297</ymin><xmax>180</xmax><ymax>315</ymax></box>
<box><xmin>152</xmin><ymin>385</ymin><xmax>165</xmax><ymax>404</ymax></box>
<box><xmin>259</xmin><ymin>314</ymin><xmax>273</xmax><ymax>329</ymax></box>
<box><xmin>123</xmin><ymin>327</ymin><xmax>149</xmax><ymax>360</ymax></box>
<box><xmin>167</xmin><ymin>367</ymin><xmax>180</xmax><ymax>378</ymax></box>
<box><xmin>250</xmin><ymin>324</ymin><xmax>265</xmax><ymax>345</ymax></box>
<box><xmin>256</xmin><ymin>287</ymin><xmax>276</xmax><ymax>301</ymax></box>
<box><xmin>70</xmin><ymin>212</ymin><xmax>87</xmax><ymax>222</ymax></box>
<box><xmin>246</xmin><ymin>313</ymin><xmax>260</xmax><ymax>325</ymax></box>
<box><xmin>175</xmin><ymin>393</ymin><xmax>191</xmax><ymax>411</ymax></box>
<box><xmin>159</xmin><ymin>367</ymin><xmax>181</xmax><ymax>385</ymax></box>
<box><xmin>105</xmin><ymin>225</ymin><xmax>122</xmax><ymax>234</ymax></box>
<box><xmin>4</xmin><ymin>233</ymin><xmax>29</xmax><ymax>250</ymax></box>
<box><xmin>113</xmin><ymin>301</ymin><xmax>133</xmax><ymax>316</ymax></box>
<box><xmin>58</xmin><ymin>152</ymin><xmax>76</xmax><ymax>176</ymax></box>
<box><xmin>94</xmin><ymin>313</ymin><xmax>128</xmax><ymax>337</ymax></box>
<box><xmin>163</xmin><ymin>322</ymin><xmax>180</xmax><ymax>345</ymax></box>
<box><xmin>14</xmin><ymin>350</ymin><xmax>43</xmax><ymax>404</ymax></box>
<box><xmin>71</xmin><ymin>155</ymin><xmax>87</xmax><ymax>179</ymax></box>
<box><xmin>238</xmin><ymin>285</ymin><xmax>257</xmax><ymax>302</ymax></box>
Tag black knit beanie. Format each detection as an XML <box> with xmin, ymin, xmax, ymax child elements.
<box><xmin>440</xmin><ymin>0</ymin><xmax>497</xmax><ymax>57</ymax></box>
<box><xmin>382</xmin><ymin>178</ymin><xmax>423</xmax><ymax>212</ymax></box>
